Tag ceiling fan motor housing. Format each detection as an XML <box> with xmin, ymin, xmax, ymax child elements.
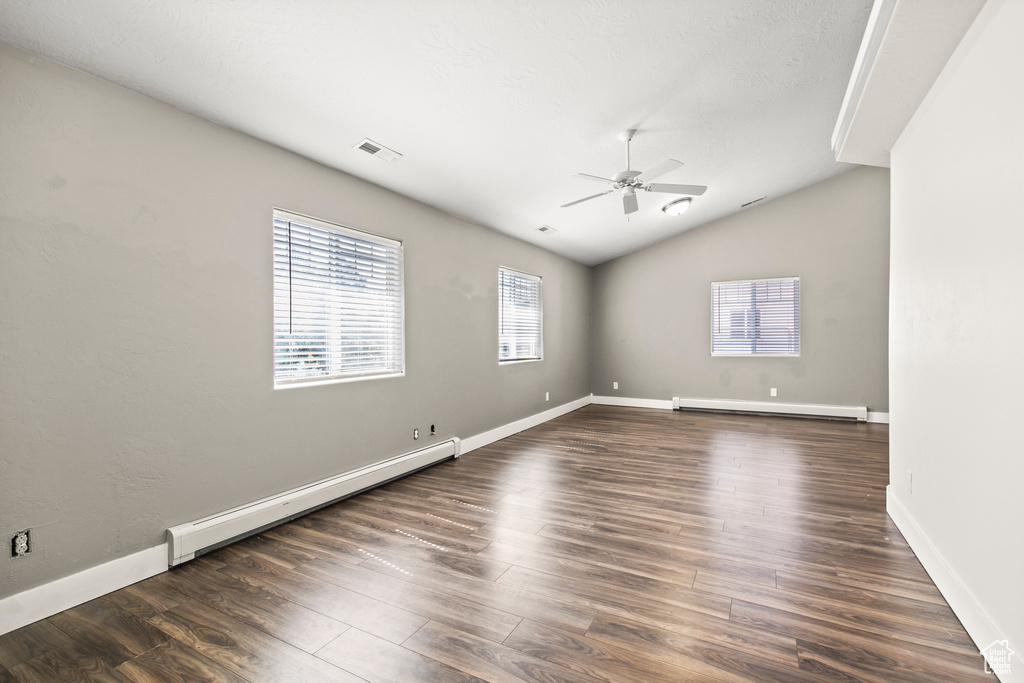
<box><xmin>613</xmin><ymin>170</ymin><xmax>642</xmax><ymax>185</ymax></box>
<box><xmin>560</xmin><ymin>129</ymin><xmax>707</xmax><ymax>214</ymax></box>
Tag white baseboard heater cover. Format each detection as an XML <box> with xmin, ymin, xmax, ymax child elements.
<box><xmin>672</xmin><ymin>397</ymin><xmax>867</xmax><ymax>421</ymax></box>
<box><xmin>167</xmin><ymin>438</ymin><xmax>460</xmax><ymax>566</ymax></box>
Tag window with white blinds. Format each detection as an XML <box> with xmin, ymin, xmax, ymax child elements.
<box><xmin>273</xmin><ymin>210</ymin><xmax>404</xmax><ymax>386</ymax></box>
<box><xmin>711</xmin><ymin>277</ymin><xmax>800</xmax><ymax>356</ymax></box>
<box><xmin>498</xmin><ymin>268</ymin><xmax>543</xmax><ymax>363</ymax></box>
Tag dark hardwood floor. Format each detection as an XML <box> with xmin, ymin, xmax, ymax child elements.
<box><xmin>0</xmin><ymin>405</ymin><xmax>993</xmax><ymax>681</ymax></box>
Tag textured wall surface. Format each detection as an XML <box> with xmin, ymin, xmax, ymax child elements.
<box><xmin>889</xmin><ymin>0</ymin><xmax>1024</xmax><ymax>659</ymax></box>
<box><xmin>0</xmin><ymin>44</ymin><xmax>590</xmax><ymax>598</ymax></box>
<box><xmin>590</xmin><ymin>166</ymin><xmax>890</xmax><ymax>411</ymax></box>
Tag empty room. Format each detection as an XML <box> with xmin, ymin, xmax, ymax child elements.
<box><xmin>1</xmin><ymin>1</ymin><xmax>1021</xmax><ymax>681</ymax></box>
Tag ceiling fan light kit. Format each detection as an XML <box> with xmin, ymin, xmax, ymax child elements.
<box><xmin>561</xmin><ymin>129</ymin><xmax>707</xmax><ymax>216</ymax></box>
<box><xmin>662</xmin><ymin>197</ymin><xmax>692</xmax><ymax>216</ymax></box>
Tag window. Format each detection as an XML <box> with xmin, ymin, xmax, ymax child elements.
<box><xmin>498</xmin><ymin>267</ymin><xmax>542</xmax><ymax>362</ymax></box>
<box><xmin>711</xmin><ymin>277</ymin><xmax>799</xmax><ymax>356</ymax></box>
<box><xmin>273</xmin><ymin>209</ymin><xmax>404</xmax><ymax>386</ymax></box>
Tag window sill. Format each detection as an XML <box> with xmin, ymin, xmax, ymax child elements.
<box><xmin>274</xmin><ymin>371</ymin><xmax>405</xmax><ymax>390</ymax></box>
<box><xmin>710</xmin><ymin>353</ymin><xmax>801</xmax><ymax>358</ymax></box>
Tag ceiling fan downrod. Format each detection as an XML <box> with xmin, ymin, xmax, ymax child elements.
<box><xmin>620</xmin><ymin>129</ymin><xmax>636</xmax><ymax>172</ymax></box>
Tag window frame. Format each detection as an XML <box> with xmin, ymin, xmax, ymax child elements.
<box><xmin>710</xmin><ymin>276</ymin><xmax>800</xmax><ymax>357</ymax></box>
<box><xmin>498</xmin><ymin>266</ymin><xmax>543</xmax><ymax>364</ymax></box>
<box><xmin>273</xmin><ymin>208</ymin><xmax>405</xmax><ymax>388</ymax></box>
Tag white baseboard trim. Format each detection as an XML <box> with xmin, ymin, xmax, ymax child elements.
<box><xmin>0</xmin><ymin>395</ymin><xmax>890</xmax><ymax>641</ymax></box>
<box><xmin>867</xmin><ymin>411</ymin><xmax>889</xmax><ymax>424</ymax></box>
<box><xmin>0</xmin><ymin>544</ymin><xmax>167</xmax><ymax>636</ymax></box>
<box><xmin>460</xmin><ymin>394</ymin><xmax>593</xmax><ymax>454</ymax></box>
<box><xmin>591</xmin><ymin>395</ymin><xmax>675</xmax><ymax>410</ymax></box>
<box><xmin>0</xmin><ymin>396</ymin><xmax>593</xmax><ymax>637</ymax></box>
<box><xmin>886</xmin><ymin>487</ymin><xmax>1019</xmax><ymax>682</ymax></box>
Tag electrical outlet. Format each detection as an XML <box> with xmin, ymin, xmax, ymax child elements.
<box><xmin>11</xmin><ymin>530</ymin><xmax>30</xmax><ymax>558</ymax></box>
<box><xmin>613</xmin><ymin>382</ymin><xmax>618</xmax><ymax>390</ymax></box>
<box><xmin>770</xmin><ymin>387</ymin><xmax>777</xmax><ymax>397</ymax></box>
<box><xmin>545</xmin><ymin>392</ymin><xmax>549</xmax><ymax>401</ymax></box>
<box><xmin>413</xmin><ymin>428</ymin><xmax>419</xmax><ymax>440</ymax></box>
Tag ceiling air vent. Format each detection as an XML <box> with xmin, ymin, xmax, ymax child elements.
<box><xmin>537</xmin><ymin>225</ymin><xmax>556</xmax><ymax>235</ymax></box>
<box><xmin>354</xmin><ymin>138</ymin><xmax>402</xmax><ymax>162</ymax></box>
<box><xmin>741</xmin><ymin>195</ymin><xmax>766</xmax><ymax>208</ymax></box>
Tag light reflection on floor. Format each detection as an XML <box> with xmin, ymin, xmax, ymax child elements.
<box><xmin>357</xmin><ymin>547</ymin><xmax>412</xmax><ymax>576</ymax></box>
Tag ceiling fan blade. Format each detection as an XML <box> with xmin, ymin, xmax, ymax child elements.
<box><xmin>572</xmin><ymin>172</ymin><xmax>617</xmax><ymax>185</ymax></box>
<box><xmin>622</xmin><ymin>191</ymin><xmax>639</xmax><ymax>215</ymax></box>
<box><xmin>636</xmin><ymin>158</ymin><xmax>683</xmax><ymax>183</ymax></box>
<box><xmin>643</xmin><ymin>183</ymin><xmax>707</xmax><ymax>196</ymax></box>
<box><xmin>560</xmin><ymin>190</ymin><xmax>614</xmax><ymax>208</ymax></box>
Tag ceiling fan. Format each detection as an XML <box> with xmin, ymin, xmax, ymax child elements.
<box><xmin>561</xmin><ymin>129</ymin><xmax>707</xmax><ymax>215</ymax></box>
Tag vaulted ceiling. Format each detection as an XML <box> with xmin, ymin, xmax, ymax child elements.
<box><xmin>0</xmin><ymin>0</ymin><xmax>873</xmax><ymax>265</ymax></box>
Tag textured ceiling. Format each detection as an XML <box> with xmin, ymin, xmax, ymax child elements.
<box><xmin>0</xmin><ymin>0</ymin><xmax>872</xmax><ymax>265</ymax></box>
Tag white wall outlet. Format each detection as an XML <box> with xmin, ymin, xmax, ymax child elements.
<box><xmin>545</xmin><ymin>392</ymin><xmax>549</xmax><ymax>401</ymax></box>
<box><xmin>770</xmin><ymin>387</ymin><xmax>777</xmax><ymax>397</ymax></box>
<box><xmin>613</xmin><ymin>382</ymin><xmax>618</xmax><ymax>390</ymax></box>
<box><xmin>413</xmin><ymin>428</ymin><xmax>419</xmax><ymax>440</ymax></box>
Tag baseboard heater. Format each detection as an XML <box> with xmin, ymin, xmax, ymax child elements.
<box><xmin>672</xmin><ymin>397</ymin><xmax>867</xmax><ymax>421</ymax></box>
<box><xmin>167</xmin><ymin>438</ymin><xmax>461</xmax><ymax>566</ymax></box>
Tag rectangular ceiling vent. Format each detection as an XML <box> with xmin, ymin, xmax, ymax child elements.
<box><xmin>354</xmin><ymin>138</ymin><xmax>402</xmax><ymax>162</ymax></box>
<box><xmin>741</xmin><ymin>195</ymin><xmax>766</xmax><ymax>208</ymax></box>
<box><xmin>537</xmin><ymin>225</ymin><xmax>556</xmax><ymax>234</ymax></box>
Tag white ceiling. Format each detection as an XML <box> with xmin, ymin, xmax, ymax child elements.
<box><xmin>0</xmin><ymin>0</ymin><xmax>872</xmax><ymax>265</ymax></box>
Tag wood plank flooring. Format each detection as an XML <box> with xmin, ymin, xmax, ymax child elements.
<box><xmin>0</xmin><ymin>405</ymin><xmax>994</xmax><ymax>681</ymax></box>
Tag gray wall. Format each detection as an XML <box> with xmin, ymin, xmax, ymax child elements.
<box><xmin>889</xmin><ymin>0</ymin><xmax>1023</xmax><ymax>656</ymax></box>
<box><xmin>590</xmin><ymin>166</ymin><xmax>890</xmax><ymax>411</ymax></box>
<box><xmin>0</xmin><ymin>44</ymin><xmax>590</xmax><ymax>598</ymax></box>
<box><xmin>0</xmin><ymin>40</ymin><xmax>894</xmax><ymax>604</ymax></box>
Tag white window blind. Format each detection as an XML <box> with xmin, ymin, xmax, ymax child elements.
<box><xmin>711</xmin><ymin>277</ymin><xmax>800</xmax><ymax>356</ymax></box>
<box><xmin>273</xmin><ymin>210</ymin><xmax>404</xmax><ymax>386</ymax></box>
<box><xmin>498</xmin><ymin>268</ymin><xmax>542</xmax><ymax>362</ymax></box>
